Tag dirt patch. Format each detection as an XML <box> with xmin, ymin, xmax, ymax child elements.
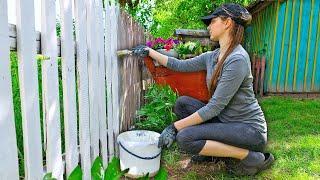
<box><xmin>164</xmin><ymin>154</ymin><xmax>227</xmax><ymax>179</ymax></box>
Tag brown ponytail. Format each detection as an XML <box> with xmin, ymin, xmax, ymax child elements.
<box><xmin>208</xmin><ymin>18</ymin><xmax>245</xmax><ymax>97</ymax></box>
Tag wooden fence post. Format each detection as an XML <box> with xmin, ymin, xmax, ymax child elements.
<box><xmin>96</xmin><ymin>0</ymin><xmax>109</xmax><ymax>167</ymax></box>
<box><xmin>86</xmin><ymin>0</ymin><xmax>100</xmax><ymax>161</ymax></box>
<box><xmin>59</xmin><ymin>0</ymin><xmax>79</xmax><ymax>176</ymax></box>
<box><xmin>254</xmin><ymin>56</ymin><xmax>261</xmax><ymax>95</ymax></box>
<box><xmin>41</xmin><ymin>0</ymin><xmax>64</xmax><ymax>178</ymax></box>
<box><xmin>74</xmin><ymin>0</ymin><xmax>92</xmax><ymax>178</ymax></box>
<box><xmin>16</xmin><ymin>0</ymin><xmax>44</xmax><ymax>178</ymax></box>
<box><xmin>260</xmin><ymin>55</ymin><xmax>266</xmax><ymax>96</ymax></box>
<box><xmin>105</xmin><ymin>3</ymin><xmax>115</xmax><ymax>161</ymax></box>
<box><xmin>0</xmin><ymin>0</ymin><xmax>19</xmax><ymax>178</ymax></box>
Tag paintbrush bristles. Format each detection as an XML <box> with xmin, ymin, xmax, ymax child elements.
<box><xmin>117</xmin><ymin>49</ymin><xmax>132</xmax><ymax>57</ymax></box>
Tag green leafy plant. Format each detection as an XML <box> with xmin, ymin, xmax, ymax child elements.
<box><xmin>68</xmin><ymin>166</ymin><xmax>82</xmax><ymax>180</ymax></box>
<box><xmin>44</xmin><ymin>156</ymin><xmax>168</xmax><ymax>180</ymax></box>
<box><xmin>125</xmin><ymin>0</ymin><xmax>256</xmax><ymax>38</ymax></box>
<box><xmin>174</xmin><ymin>41</ymin><xmax>213</xmax><ymax>59</ymax></box>
<box><xmin>135</xmin><ymin>84</ymin><xmax>178</xmax><ymax>132</ymax></box>
<box><xmin>103</xmin><ymin>157</ymin><xmax>129</xmax><ymax>180</ymax></box>
<box><xmin>43</xmin><ymin>172</ymin><xmax>57</xmax><ymax>180</ymax></box>
<box><xmin>174</xmin><ymin>41</ymin><xmax>201</xmax><ymax>54</ymax></box>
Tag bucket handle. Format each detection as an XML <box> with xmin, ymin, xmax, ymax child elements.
<box><xmin>119</xmin><ymin>142</ymin><xmax>161</xmax><ymax>160</ymax></box>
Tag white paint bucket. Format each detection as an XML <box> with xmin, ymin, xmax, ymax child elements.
<box><xmin>117</xmin><ymin>130</ymin><xmax>161</xmax><ymax>178</ymax></box>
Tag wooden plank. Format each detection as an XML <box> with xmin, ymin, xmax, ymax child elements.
<box><xmin>86</xmin><ymin>0</ymin><xmax>100</xmax><ymax>160</ymax></box>
<box><xmin>254</xmin><ymin>57</ymin><xmax>261</xmax><ymax>95</ymax></box>
<box><xmin>309</xmin><ymin>0</ymin><xmax>319</xmax><ymax>91</ymax></box>
<box><xmin>287</xmin><ymin>0</ymin><xmax>300</xmax><ymax>92</ymax></box>
<box><xmin>59</xmin><ymin>0</ymin><xmax>79</xmax><ymax>176</ymax></box>
<box><xmin>295</xmin><ymin>0</ymin><xmax>311</xmax><ymax>92</ymax></box>
<box><xmin>105</xmin><ymin>3</ymin><xmax>115</xmax><ymax>161</ymax></box>
<box><xmin>74</xmin><ymin>0</ymin><xmax>91</xmax><ymax>178</ymax></box>
<box><xmin>111</xmin><ymin>2</ymin><xmax>121</xmax><ymax>157</ymax></box>
<box><xmin>96</xmin><ymin>0</ymin><xmax>109</xmax><ymax>166</ymax></box>
<box><xmin>16</xmin><ymin>0</ymin><xmax>44</xmax><ymax>179</ymax></box>
<box><xmin>0</xmin><ymin>0</ymin><xmax>19</xmax><ymax>178</ymax></box>
<box><xmin>313</xmin><ymin>3</ymin><xmax>320</xmax><ymax>91</ymax></box>
<box><xmin>260</xmin><ymin>56</ymin><xmax>266</xmax><ymax>96</ymax></box>
<box><xmin>174</xmin><ymin>29</ymin><xmax>209</xmax><ymax>37</ymax></box>
<box><xmin>41</xmin><ymin>0</ymin><xmax>63</xmax><ymax>178</ymax></box>
<box><xmin>8</xmin><ymin>23</ymin><xmax>76</xmax><ymax>56</ymax></box>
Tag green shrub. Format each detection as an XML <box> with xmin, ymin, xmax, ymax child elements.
<box><xmin>43</xmin><ymin>156</ymin><xmax>168</xmax><ymax>180</ymax></box>
<box><xmin>126</xmin><ymin>0</ymin><xmax>257</xmax><ymax>38</ymax></box>
<box><xmin>135</xmin><ymin>84</ymin><xmax>178</xmax><ymax>132</ymax></box>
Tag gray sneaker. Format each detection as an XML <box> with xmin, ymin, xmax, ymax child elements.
<box><xmin>228</xmin><ymin>153</ymin><xmax>275</xmax><ymax>176</ymax></box>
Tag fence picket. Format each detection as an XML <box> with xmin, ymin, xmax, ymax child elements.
<box><xmin>74</xmin><ymin>0</ymin><xmax>91</xmax><ymax>178</ymax></box>
<box><xmin>105</xmin><ymin>3</ymin><xmax>115</xmax><ymax>161</ymax></box>
<box><xmin>110</xmin><ymin>2</ymin><xmax>121</xmax><ymax>157</ymax></box>
<box><xmin>41</xmin><ymin>0</ymin><xmax>63</xmax><ymax>178</ymax></box>
<box><xmin>86</xmin><ymin>0</ymin><xmax>100</xmax><ymax>160</ymax></box>
<box><xmin>16</xmin><ymin>0</ymin><xmax>44</xmax><ymax>179</ymax></box>
<box><xmin>96</xmin><ymin>0</ymin><xmax>109</xmax><ymax>166</ymax></box>
<box><xmin>0</xmin><ymin>0</ymin><xmax>19</xmax><ymax>178</ymax></box>
<box><xmin>59</xmin><ymin>0</ymin><xmax>79</xmax><ymax>176</ymax></box>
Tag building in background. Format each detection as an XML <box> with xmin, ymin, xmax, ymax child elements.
<box><xmin>245</xmin><ymin>0</ymin><xmax>320</xmax><ymax>93</ymax></box>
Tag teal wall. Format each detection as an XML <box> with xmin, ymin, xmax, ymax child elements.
<box><xmin>245</xmin><ymin>0</ymin><xmax>320</xmax><ymax>93</ymax></box>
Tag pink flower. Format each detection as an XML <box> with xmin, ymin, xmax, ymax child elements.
<box><xmin>155</xmin><ymin>38</ymin><xmax>165</xmax><ymax>44</ymax></box>
<box><xmin>164</xmin><ymin>43</ymin><xmax>173</xmax><ymax>51</ymax></box>
<box><xmin>146</xmin><ymin>41</ymin><xmax>153</xmax><ymax>48</ymax></box>
<box><xmin>146</xmin><ymin>37</ymin><xmax>179</xmax><ymax>50</ymax></box>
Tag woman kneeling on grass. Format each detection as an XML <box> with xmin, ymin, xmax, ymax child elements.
<box><xmin>132</xmin><ymin>3</ymin><xmax>274</xmax><ymax>176</ymax></box>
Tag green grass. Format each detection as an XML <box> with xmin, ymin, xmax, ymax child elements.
<box><xmin>161</xmin><ymin>96</ymin><xmax>320</xmax><ymax>179</ymax></box>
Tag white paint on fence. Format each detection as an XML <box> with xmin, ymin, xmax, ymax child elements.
<box><xmin>59</xmin><ymin>0</ymin><xmax>79</xmax><ymax>176</ymax></box>
<box><xmin>16</xmin><ymin>0</ymin><xmax>44</xmax><ymax>179</ymax></box>
<box><xmin>41</xmin><ymin>0</ymin><xmax>63</xmax><ymax>178</ymax></box>
<box><xmin>96</xmin><ymin>0</ymin><xmax>109</xmax><ymax>166</ymax></box>
<box><xmin>86</xmin><ymin>0</ymin><xmax>100</xmax><ymax>161</ymax></box>
<box><xmin>2</xmin><ymin>0</ymin><xmax>148</xmax><ymax>178</ymax></box>
<box><xmin>74</xmin><ymin>0</ymin><xmax>91</xmax><ymax>178</ymax></box>
<box><xmin>105</xmin><ymin>3</ymin><xmax>115</xmax><ymax>161</ymax></box>
<box><xmin>110</xmin><ymin>1</ymin><xmax>121</xmax><ymax>157</ymax></box>
<box><xmin>0</xmin><ymin>0</ymin><xmax>19</xmax><ymax>179</ymax></box>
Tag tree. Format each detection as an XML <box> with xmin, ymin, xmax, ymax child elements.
<box><xmin>126</xmin><ymin>0</ymin><xmax>256</xmax><ymax>38</ymax></box>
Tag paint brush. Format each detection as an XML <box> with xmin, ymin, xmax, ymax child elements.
<box><xmin>117</xmin><ymin>49</ymin><xmax>132</xmax><ymax>57</ymax></box>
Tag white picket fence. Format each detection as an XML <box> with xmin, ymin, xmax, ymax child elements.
<box><xmin>0</xmin><ymin>0</ymin><xmax>147</xmax><ymax>179</ymax></box>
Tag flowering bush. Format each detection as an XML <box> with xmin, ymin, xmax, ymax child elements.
<box><xmin>146</xmin><ymin>37</ymin><xmax>180</xmax><ymax>51</ymax></box>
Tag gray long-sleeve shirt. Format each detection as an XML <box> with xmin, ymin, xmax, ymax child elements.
<box><xmin>166</xmin><ymin>44</ymin><xmax>267</xmax><ymax>134</ymax></box>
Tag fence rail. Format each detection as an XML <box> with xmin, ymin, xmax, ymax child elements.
<box><xmin>0</xmin><ymin>0</ymin><xmax>150</xmax><ymax>179</ymax></box>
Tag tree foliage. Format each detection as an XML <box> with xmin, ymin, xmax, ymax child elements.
<box><xmin>126</xmin><ymin>0</ymin><xmax>256</xmax><ymax>38</ymax></box>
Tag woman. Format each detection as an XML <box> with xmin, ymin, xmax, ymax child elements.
<box><xmin>132</xmin><ymin>3</ymin><xmax>274</xmax><ymax>176</ymax></box>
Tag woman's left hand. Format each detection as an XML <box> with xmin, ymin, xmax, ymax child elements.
<box><xmin>158</xmin><ymin>124</ymin><xmax>178</xmax><ymax>148</ymax></box>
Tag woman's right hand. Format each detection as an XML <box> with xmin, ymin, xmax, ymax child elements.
<box><xmin>132</xmin><ymin>45</ymin><xmax>149</xmax><ymax>57</ymax></box>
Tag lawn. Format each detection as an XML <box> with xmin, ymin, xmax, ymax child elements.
<box><xmin>161</xmin><ymin>96</ymin><xmax>320</xmax><ymax>179</ymax></box>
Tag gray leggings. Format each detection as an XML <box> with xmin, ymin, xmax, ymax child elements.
<box><xmin>173</xmin><ymin>96</ymin><xmax>267</xmax><ymax>154</ymax></box>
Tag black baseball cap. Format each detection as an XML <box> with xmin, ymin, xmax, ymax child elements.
<box><xmin>201</xmin><ymin>3</ymin><xmax>251</xmax><ymax>26</ymax></box>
